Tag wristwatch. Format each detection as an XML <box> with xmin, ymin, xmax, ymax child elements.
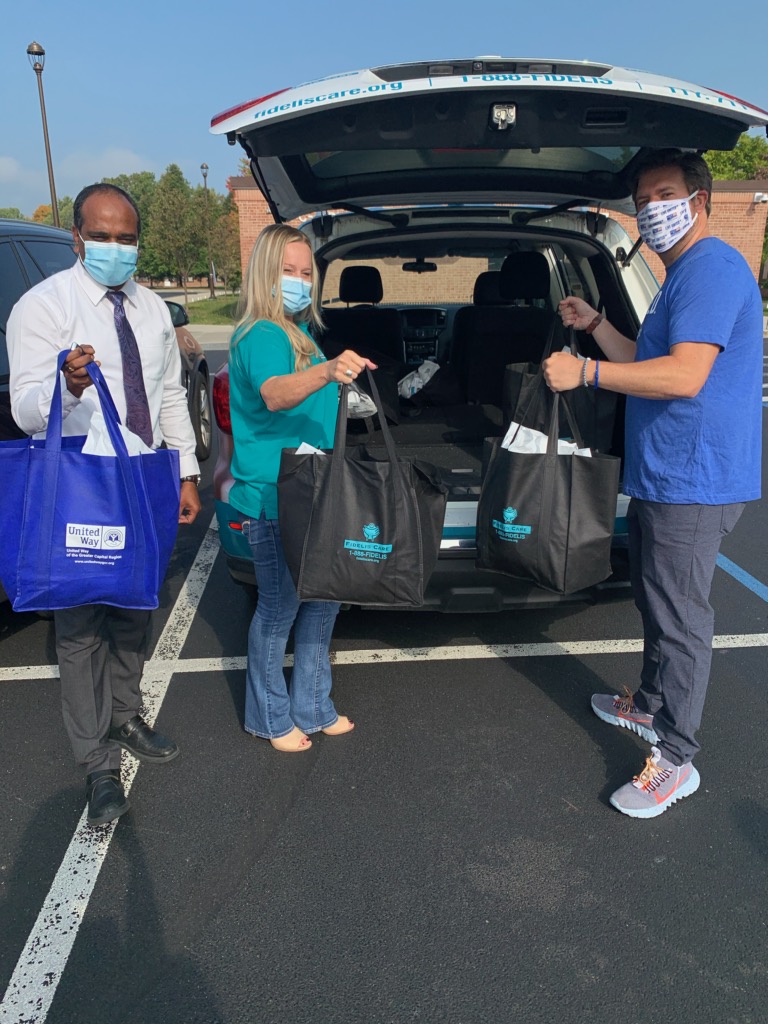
<box><xmin>180</xmin><ymin>474</ymin><xmax>201</xmax><ymax>486</ymax></box>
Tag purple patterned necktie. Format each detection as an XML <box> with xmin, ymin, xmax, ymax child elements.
<box><xmin>106</xmin><ymin>291</ymin><xmax>153</xmax><ymax>446</ymax></box>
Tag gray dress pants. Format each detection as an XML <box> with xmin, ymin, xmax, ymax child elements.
<box><xmin>628</xmin><ymin>499</ymin><xmax>744</xmax><ymax>766</ymax></box>
<box><xmin>54</xmin><ymin>605</ymin><xmax>152</xmax><ymax>773</ymax></box>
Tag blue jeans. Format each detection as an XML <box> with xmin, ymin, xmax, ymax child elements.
<box><xmin>242</xmin><ymin>514</ymin><xmax>341</xmax><ymax>739</ymax></box>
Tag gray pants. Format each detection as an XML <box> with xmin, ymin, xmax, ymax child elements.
<box><xmin>54</xmin><ymin>605</ymin><xmax>151</xmax><ymax>773</ymax></box>
<box><xmin>628</xmin><ymin>499</ymin><xmax>744</xmax><ymax>766</ymax></box>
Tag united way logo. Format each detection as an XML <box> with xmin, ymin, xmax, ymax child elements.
<box><xmin>102</xmin><ymin>528</ymin><xmax>126</xmax><ymax>549</ymax></box>
<box><xmin>503</xmin><ymin>507</ymin><xmax>518</xmax><ymax>524</ymax></box>
<box><xmin>66</xmin><ymin>523</ymin><xmax>126</xmax><ymax>550</ymax></box>
<box><xmin>362</xmin><ymin>523</ymin><xmax>380</xmax><ymax>542</ymax></box>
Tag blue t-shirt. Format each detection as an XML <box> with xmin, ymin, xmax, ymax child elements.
<box><xmin>228</xmin><ymin>320</ymin><xmax>338</xmax><ymax>520</ymax></box>
<box><xmin>624</xmin><ymin>237</ymin><xmax>762</xmax><ymax>504</ymax></box>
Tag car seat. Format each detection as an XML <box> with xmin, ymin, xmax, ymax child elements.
<box><xmin>451</xmin><ymin>253</ymin><xmax>556</xmax><ymax>406</ymax></box>
<box><xmin>320</xmin><ymin>266</ymin><xmax>404</xmax><ymax>364</ymax></box>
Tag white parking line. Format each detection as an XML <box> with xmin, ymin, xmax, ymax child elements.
<box><xmin>0</xmin><ymin>518</ymin><xmax>220</xmax><ymax>1024</ymax></box>
<box><xmin>3</xmin><ymin>633</ymin><xmax>768</xmax><ymax>686</ymax></box>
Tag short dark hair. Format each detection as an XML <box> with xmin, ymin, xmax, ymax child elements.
<box><xmin>630</xmin><ymin>149</ymin><xmax>712</xmax><ymax>216</ymax></box>
<box><xmin>73</xmin><ymin>183</ymin><xmax>142</xmax><ymax>236</ymax></box>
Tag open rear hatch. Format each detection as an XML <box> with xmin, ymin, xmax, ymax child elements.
<box><xmin>211</xmin><ymin>57</ymin><xmax>768</xmax><ymax>221</ymax></box>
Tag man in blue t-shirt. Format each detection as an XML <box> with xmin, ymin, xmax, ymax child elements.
<box><xmin>543</xmin><ymin>149</ymin><xmax>763</xmax><ymax>819</ymax></box>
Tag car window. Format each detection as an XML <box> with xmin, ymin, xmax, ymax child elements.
<box><xmin>322</xmin><ymin>256</ymin><xmax>492</xmax><ymax>307</ymax></box>
<box><xmin>556</xmin><ymin>248</ymin><xmax>594</xmax><ymax>306</ymax></box>
<box><xmin>0</xmin><ymin>241</ymin><xmax>29</xmax><ymax>339</ymax></box>
<box><xmin>18</xmin><ymin>239</ymin><xmax>77</xmax><ymax>280</ymax></box>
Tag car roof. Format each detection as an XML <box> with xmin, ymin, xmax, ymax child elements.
<box><xmin>211</xmin><ymin>58</ymin><xmax>768</xmax><ymax>221</ymax></box>
<box><xmin>0</xmin><ymin>219</ymin><xmax>72</xmax><ymax>240</ymax></box>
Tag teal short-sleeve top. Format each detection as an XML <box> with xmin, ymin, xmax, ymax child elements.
<box><xmin>228</xmin><ymin>319</ymin><xmax>338</xmax><ymax>520</ymax></box>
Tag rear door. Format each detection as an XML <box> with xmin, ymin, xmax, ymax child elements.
<box><xmin>211</xmin><ymin>58</ymin><xmax>768</xmax><ymax>221</ymax></box>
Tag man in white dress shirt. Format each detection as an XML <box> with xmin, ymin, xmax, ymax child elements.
<box><xmin>8</xmin><ymin>183</ymin><xmax>202</xmax><ymax>825</ymax></box>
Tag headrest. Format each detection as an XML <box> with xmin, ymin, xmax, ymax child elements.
<box><xmin>499</xmin><ymin>252</ymin><xmax>550</xmax><ymax>301</ymax></box>
<box><xmin>339</xmin><ymin>266</ymin><xmax>383</xmax><ymax>304</ymax></box>
<box><xmin>473</xmin><ymin>271</ymin><xmax>508</xmax><ymax>306</ymax></box>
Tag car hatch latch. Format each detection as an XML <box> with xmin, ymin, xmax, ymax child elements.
<box><xmin>489</xmin><ymin>104</ymin><xmax>517</xmax><ymax>130</ymax></box>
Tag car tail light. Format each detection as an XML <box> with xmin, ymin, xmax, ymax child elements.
<box><xmin>213</xmin><ymin>366</ymin><xmax>232</xmax><ymax>434</ymax></box>
<box><xmin>210</xmin><ymin>90</ymin><xmax>289</xmax><ymax>128</ymax></box>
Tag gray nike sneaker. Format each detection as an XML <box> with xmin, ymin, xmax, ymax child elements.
<box><xmin>610</xmin><ymin>747</ymin><xmax>700</xmax><ymax>819</ymax></box>
<box><xmin>591</xmin><ymin>688</ymin><xmax>658</xmax><ymax>744</ymax></box>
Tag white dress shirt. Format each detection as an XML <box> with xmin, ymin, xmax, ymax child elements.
<box><xmin>7</xmin><ymin>259</ymin><xmax>199</xmax><ymax>478</ymax></box>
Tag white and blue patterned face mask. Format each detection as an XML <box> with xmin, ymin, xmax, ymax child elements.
<box><xmin>280</xmin><ymin>275</ymin><xmax>312</xmax><ymax>315</ymax></box>
<box><xmin>78</xmin><ymin>233</ymin><xmax>138</xmax><ymax>287</ymax></box>
<box><xmin>636</xmin><ymin>191</ymin><xmax>699</xmax><ymax>254</ymax></box>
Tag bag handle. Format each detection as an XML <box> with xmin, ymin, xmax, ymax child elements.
<box><xmin>48</xmin><ymin>350</ymin><xmax>131</xmax><ymax>461</ymax></box>
<box><xmin>328</xmin><ymin>369</ymin><xmax>405</xmax><ymax>518</ymax></box>
<box><xmin>331</xmin><ymin>369</ymin><xmax>399</xmax><ymax>465</ymax></box>
<box><xmin>546</xmin><ymin>392</ymin><xmax>587</xmax><ymax>454</ymax></box>
<box><xmin>34</xmin><ymin>351</ymin><xmax>151</xmax><ymax>599</ymax></box>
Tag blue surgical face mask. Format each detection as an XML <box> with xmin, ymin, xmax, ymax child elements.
<box><xmin>79</xmin><ymin>234</ymin><xmax>139</xmax><ymax>287</ymax></box>
<box><xmin>281</xmin><ymin>275</ymin><xmax>312</xmax><ymax>315</ymax></box>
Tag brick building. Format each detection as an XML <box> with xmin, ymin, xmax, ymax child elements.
<box><xmin>228</xmin><ymin>176</ymin><xmax>768</xmax><ymax>290</ymax></box>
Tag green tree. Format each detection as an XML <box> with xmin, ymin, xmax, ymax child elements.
<box><xmin>210</xmin><ymin>198</ymin><xmax>242</xmax><ymax>293</ymax></box>
<box><xmin>0</xmin><ymin>207</ymin><xmax>25</xmax><ymax>220</ymax></box>
<box><xmin>145</xmin><ymin>165</ymin><xmax>205</xmax><ymax>303</ymax></box>
<box><xmin>705</xmin><ymin>134</ymin><xmax>768</xmax><ymax>266</ymax></box>
<box><xmin>36</xmin><ymin>196</ymin><xmax>74</xmax><ymax>229</ymax></box>
<box><xmin>102</xmin><ymin>172</ymin><xmax>166</xmax><ymax>282</ymax></box>
<box><xmin>56</xmin><ymin>196</ymin><xmax>74</xmax><ymax>230</ymax></box>
<box><xmin>704</xmin><ymin>134</ymin><xmax>768</xmax><ymax>180</ymax></box>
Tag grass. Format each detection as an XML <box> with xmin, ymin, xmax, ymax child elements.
<box><xmin>186</xmin><ymin>295</ymin><xmax>240</xmax><ymax>325</ymax></box>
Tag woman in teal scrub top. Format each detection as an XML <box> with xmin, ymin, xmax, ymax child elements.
<box><xmin>229</xmin><ymin>224</ymin><xmax>376</xmax><ymax>752</ymax></box>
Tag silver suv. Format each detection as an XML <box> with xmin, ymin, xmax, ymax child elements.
<box><xmin>209</xmin><ymin>57</ymin><xmax>768</xmax><ymax>611</ymax></box>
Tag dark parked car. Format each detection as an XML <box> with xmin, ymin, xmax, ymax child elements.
<box><xmin>0</xmin><ymin>219</ymin><xmax>211</xmax><ymax>456</ymax></box>
<box><xmin>0</xmin><ymin>218</ymin><xmax>212</xmax><ymax>603</ymax></box>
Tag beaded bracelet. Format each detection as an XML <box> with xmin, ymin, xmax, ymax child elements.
<box><xmin>581</xmin><ymin>357</ymin><xmax>591</xmax><ymax>389</ymax></box>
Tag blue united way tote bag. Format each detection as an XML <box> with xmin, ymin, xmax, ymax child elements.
<box><xmin>278</xmin><ymin>371</ymin><xmax>447</xmax><ymax>607</ymax></box>
<box><xmin>0</xmin><ymin>351</ymin><xmax>180</xmax><ymax>611</ymax></box>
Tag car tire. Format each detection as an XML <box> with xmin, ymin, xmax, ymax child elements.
<box><xmin>188</xmin><ymin>370</ymin><xmax>212</xmax><ymax>462</ymax></box>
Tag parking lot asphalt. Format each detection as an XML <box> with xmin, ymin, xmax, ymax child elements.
<box><xmin>1</xmin><ymin>351</ymin><xmax>767</xmax><ymax>1024</ymax></box>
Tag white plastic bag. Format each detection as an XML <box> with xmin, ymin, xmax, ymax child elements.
<box><xmin>501</xmin><ymin>419</ymin><xmax>591</xmax><ymax>457</ymax></box>
<box><xmin>81</xmin><ymin>411</ymin><xmax>155</xmax><ymax>457</ymax></box>
<box><xmin>346</xmin><ymin>382</ymin><xmax>377</xmax><ymax>419</ymax></box>
<box><xmin>397</xmin><ymin>359</ymin><xmax>441</xmax><ymax>399</ymax></box>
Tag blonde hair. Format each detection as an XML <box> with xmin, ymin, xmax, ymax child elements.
<box><xmin>232</xmin><ymin>223</ymin><xmax>324</xmax><ymax>372</ymax></box>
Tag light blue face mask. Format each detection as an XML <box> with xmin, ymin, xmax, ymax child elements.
<box><xmin>281</xmin><ymin>275</ymin><xmax>312</xmax><ymax>315</ymax></box>
<box><xmin>79</xmin><ymin>234</ymin><xmax>139</xmax><ymax>287</ymax></box>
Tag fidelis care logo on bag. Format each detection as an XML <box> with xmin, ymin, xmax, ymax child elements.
<box><xmin>492</xmin><ymin>506</ymin><xmax>532</xmax><ymax>544</ymax></box>
<box><xmin>343</xmin><ymin>522</ymin><xmax>393</xmax><ymax>563</ymax></box>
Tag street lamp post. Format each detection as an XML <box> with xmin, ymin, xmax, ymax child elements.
<box><xmin>200</xmin><ymin>163</ymin><xmax>216</xmax><ymax>299</ymax></box>
<box><xmin>26</xmin><ymin>41</ymin><xmax>59</xmax><ymax>228</ymax></box>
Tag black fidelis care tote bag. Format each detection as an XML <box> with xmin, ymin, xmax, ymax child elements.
<box><xmin>476</xmin><ymin>391</ymin><xmax>620</xmax><ymax>595</ymax></box>
<box><xmin>278</xmin><ymin>371</ymin><xmax>447</xmax><ymax>606</ymax></box>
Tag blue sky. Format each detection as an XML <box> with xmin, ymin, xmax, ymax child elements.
<box><xmin>2</xmin><ymin>0</ymin><xmax>766</xmax><ymax>216</ymax></box>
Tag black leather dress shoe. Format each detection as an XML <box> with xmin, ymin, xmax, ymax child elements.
<box><xmin>87</xmin><ymin>770</ymin><xmax>130</xmax><ymax>826</ymax></box>
<box><xmin>108</xmin><ymin>715</ymin><xmax>179</xmax><ymax>763</ymax></box>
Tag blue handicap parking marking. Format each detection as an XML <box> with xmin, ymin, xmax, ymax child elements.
<box><xmin>717</xmin><ymin>553</ymin><xmax>768</xmax><ymax>603</ymax></box>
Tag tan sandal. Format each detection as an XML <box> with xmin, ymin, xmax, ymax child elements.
<box><xmin>269</xmin><ymin>727</ymin><xmax>312</xmax><ymax>753</ymax></box>
<box><xmin>322</xmin><ymin>716</ymin><xmax>355</xmax><ymax>736</ymax></box>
